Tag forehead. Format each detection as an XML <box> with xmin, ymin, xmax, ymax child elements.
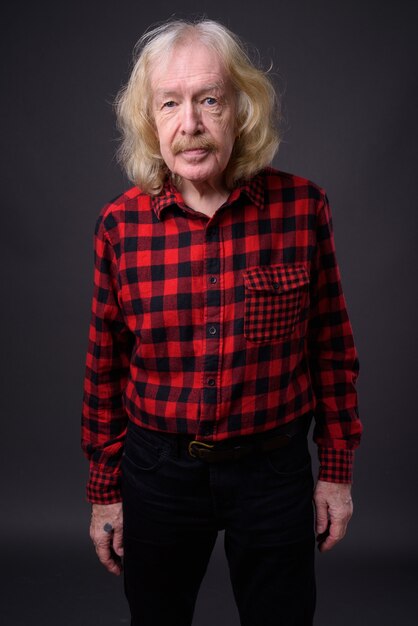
<box><xmin>150</xmin><ymin>40</ymin><xmax>230</xmax><ymax>95</ymax></box>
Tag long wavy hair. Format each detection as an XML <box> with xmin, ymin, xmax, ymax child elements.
<box><xmin>115</xmin><ymin>19</ymin><xmax>280</xmax><ymax>195</ymax></box>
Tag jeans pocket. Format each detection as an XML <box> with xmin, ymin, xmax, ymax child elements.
<box><xmin>122</xmin><ymin>425</ymin><xmax>170</xmax><ymax>474</ymax></box>
<box><xmin>266</xmin><ymin>436</ymin><xmax>312</xmax><ymax>477</ymax></box>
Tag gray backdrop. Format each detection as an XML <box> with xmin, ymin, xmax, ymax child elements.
<box><xmin>2</xmin><ymin>0</ymin><xmax>418</xmax><ymax>624</ymax></box>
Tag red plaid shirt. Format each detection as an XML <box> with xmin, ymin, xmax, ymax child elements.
<box><xmin>82</xmin><ymin>167</ymin><xmax>362</xmax><ymax>504</ymax></box>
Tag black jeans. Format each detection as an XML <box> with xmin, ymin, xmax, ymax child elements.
<box><xmin>121</xmin><ymin>423</ymin><xmax>316</xmax><ymax>626</ymax></box>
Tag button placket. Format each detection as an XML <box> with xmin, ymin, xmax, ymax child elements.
<box><xmin>198</xmin><ymin>223</ymin><xmax>222</xmax><ymax>438</ymax></box>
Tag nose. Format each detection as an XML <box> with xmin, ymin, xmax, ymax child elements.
<box><xmin>180</xmin><ymin>101</ymin><xmax>203</xmax><ymax>135</ymax></box>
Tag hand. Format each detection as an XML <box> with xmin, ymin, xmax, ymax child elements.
<box><xmin>313</xmin><ymin>480</ymin><xmax>353</xmax><ymax>552</ymax></box>
<box><xmin>90</xmin><ymin>502</ymin><xmax>124</xmax><ymax>575</ymax></box>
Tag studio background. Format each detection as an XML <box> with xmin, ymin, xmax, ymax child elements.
<box><xmin>2</xmin><ymin>1</ymin><xmax>417</xmax><ymax>624</ymax></box>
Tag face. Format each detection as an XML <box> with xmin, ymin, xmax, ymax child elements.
<box><xmin>151</xmin><ymin>41</ymin><xmax>237</xmax><ymax>191</ymax></box>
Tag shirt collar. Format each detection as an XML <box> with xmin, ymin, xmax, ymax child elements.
<box><xmin>150</xmin><ymin>171</ymin><xmax>265</xmax><ymax>220</ymax></box>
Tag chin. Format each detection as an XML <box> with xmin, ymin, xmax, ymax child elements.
<box><xmin>178</xmin><ymin>166</ymin><xmax>221</xmax><ymax>183</ymax></box>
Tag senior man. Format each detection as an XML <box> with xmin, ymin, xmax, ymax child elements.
<box><xmin>82</xmin><ymin>18</ymin><xmax>362</xmax><ymax>626</ymax></box>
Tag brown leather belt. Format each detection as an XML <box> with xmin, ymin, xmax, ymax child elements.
<box><xmin>187</xmin><ymin>414</ymin><xmax>311</xmax><ymax>463</ymax></box>
<box><xmin>188</xmin><ymin>434</ymin><xmax>291</xmax><ymax>462</ymax></box>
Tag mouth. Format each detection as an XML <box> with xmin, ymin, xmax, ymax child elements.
<box><xmin>180</xmin><ymin>148</ymin><xmax>211</xmax><ymax>160</ymax></box>
<box><xmin>181</xmin><ymin>148</ymin><xmax>209</xmax><ymax>155</ymax></box>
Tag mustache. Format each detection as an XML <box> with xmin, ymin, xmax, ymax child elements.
<box><xmin>171</xmin><ymin>136</ymin><xmax>218</xmax><ymax>155</ymax></box>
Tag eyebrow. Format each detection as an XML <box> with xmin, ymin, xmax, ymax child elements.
<box><xmin>154</xmin><ymin>83</ymin><xmax>226</xmax><ymax>100</ymax></box>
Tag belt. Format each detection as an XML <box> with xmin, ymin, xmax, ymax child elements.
<box><xmin>188</xmin><ymin>414</ymin><xmax>311</xmax><ymax>463</ymax></box>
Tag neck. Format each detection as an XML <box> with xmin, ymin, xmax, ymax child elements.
<box><xmin>177</xmin><ymin>177</ymin><xmax>230</xmax><ymax>218</ymax></box>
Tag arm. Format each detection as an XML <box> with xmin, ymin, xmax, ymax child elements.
<box><xmin>81</xmin><ymin>210</ymin><xmax>134</xmax><ymax>503</ymax></box>
<box><xmin>81</xmin><ymin>211</ymin><xmax>134</xmax><ymax>571</ymax></box>
<box><xmin>307</xmin><ymin>193</ymin><xmax>362</xmax><ymax>550</ymax></box>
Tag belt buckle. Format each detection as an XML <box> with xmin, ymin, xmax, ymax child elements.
<box><xmin>188</xmin><ymin>440</ymin><xmax>215</xmax><ymax>458</ymax></box>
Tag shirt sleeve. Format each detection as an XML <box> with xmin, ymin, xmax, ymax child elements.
<box><xmin>81</xmin><ymin>211</ymin><xmax>134</xmax><ymax>504</ymax></box>
<box><xmin>307</xmin><ymin>193</ymin><xmax>363</xmax><ymax>484</ymax></box>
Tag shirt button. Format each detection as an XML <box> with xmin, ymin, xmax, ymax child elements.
<box><xmin>207</xmin><ymin>378</ymin><xmax>216</xmax><ymax>386</ymax></box>
<box><xmin>209</xmin><ymin>326</ymin><xmax>217</xmax><ymax>335</ymax></box>
<box><xmin>273</xmin><ymin>282</ymin><xmax>280</xmax><ymax>289</ymax></box>
<box><xmin>210</xmin><ymin>276</ymin><xmax>217</xmax><ymax>284</ymax></box>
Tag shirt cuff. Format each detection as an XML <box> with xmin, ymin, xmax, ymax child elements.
<box><xmin>86</xmin><ymin>463</ymin><xmax>122</xmax><ymax>504</ymax></box>
<box><xmin>318</xmin><ymin>447</ymin><xmax>354</xmax><ymax>484</ymax></box>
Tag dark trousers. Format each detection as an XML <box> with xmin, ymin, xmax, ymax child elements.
<box><xmin>121</xmin><ymin>422</ymin><xmax>316</xmax><ymax>626</ymax></box>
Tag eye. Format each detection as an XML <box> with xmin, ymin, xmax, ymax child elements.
<box><xmin>162</xmin><ymin>101</ymin><xmax>177</xmax><ymax>109</ymax></box>
<box><xmin>203</xmin><ymin>97</ymin><xmax>218</xmax><ymax>106</ymax></box>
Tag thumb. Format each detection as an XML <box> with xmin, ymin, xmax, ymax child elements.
<box><xmin>113</xmin><ymin>527</ymin><xmax>124</xmax><ymax>557</ymax></box>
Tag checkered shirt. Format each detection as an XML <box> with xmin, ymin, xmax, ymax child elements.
<box><xmin>81</xmin><ymin>167</ymin><xmax>362</xmax><ymax>504</ymax></box>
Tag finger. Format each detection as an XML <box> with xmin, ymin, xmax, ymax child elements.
<box><xmin>94</xmin><ymin>537</ymin><xmax>111</xmax><ymax>564</ymax></box>
<box><xmin>318</xmin><ymin>519</ymin><xmax>347</xmax><ymax>553</ymax></box>
<box><xmin>95</xmin><ymin>540</ymin><xmax>122</xmax><ymax>575</ymax></box>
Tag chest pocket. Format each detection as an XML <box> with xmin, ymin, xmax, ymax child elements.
<box><xmin>243</xmin><ymin>264</ymin><xmax>309</xmax><ymax>342</ymax></box>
